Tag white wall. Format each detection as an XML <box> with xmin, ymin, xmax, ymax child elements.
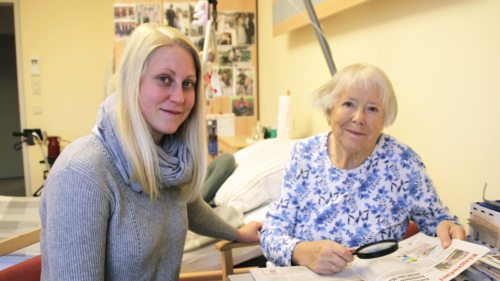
<box><xmin>258</xmin><ymin>0</ymin><xmax>500</xmax><ymax>225</ymax></box>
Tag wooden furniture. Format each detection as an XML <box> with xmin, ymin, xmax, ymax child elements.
<box><xmin>272</xmin><ymin>0</ymin><xmax>371</xmax><ymax>36</ymax></box>
<box><xmin>0</xmin><ymin>228</ymin><xmax>40</xmax><ymax>256</ymax></box>
<box><xmin>206</xmin><ymin>96</ymin><xmax>257</xmax><ymax>138</ymax></box>
<box><xmin>0</xmin><ymin>229</ymin><xmax>42</xmax><ymax>281</ymax></box>
<box><xmin>0</xmin><ymin>228</ymin><xmax>258</xmax><ymax>281</ymax></box>
<box><xmin>215</xmin><ymin>240</ymin><xmax>260</xmax><ymax>281</ymax></box>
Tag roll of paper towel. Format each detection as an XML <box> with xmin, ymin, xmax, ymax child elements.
<box><xmin>277</xmin><ymin>94</ymin><xmax>292</xmax><ymax>139</ymax></box>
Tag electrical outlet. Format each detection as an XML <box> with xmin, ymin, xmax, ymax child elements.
<box><xmin>23</xmin><ymin>128</ymin><xmax>43</xmax><ymax>145</ymax></box>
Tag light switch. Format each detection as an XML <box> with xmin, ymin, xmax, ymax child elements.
<box><xmin>30</xmin><ymin>56</ymin><xmax>41</xmax><ymax>76</ymax></box>
<box><xmin>32</xmin><ymin>77</ymin><xmax>41</xmax><ymax>95</ymax></box>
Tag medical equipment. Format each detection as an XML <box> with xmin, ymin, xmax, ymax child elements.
<box><xmin>12</xmin><ymin>129</ymin><xmax>60</xmax><ymax>196</ymax></box>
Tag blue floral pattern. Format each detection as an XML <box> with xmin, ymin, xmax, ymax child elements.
<box><xmin>260</xmin><ymin>132</ymin><xmax>457</xmax><ymax>266</ymax></box>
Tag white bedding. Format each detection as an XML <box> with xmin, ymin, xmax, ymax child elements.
<box><xmin>214</xmin><ymin>138</ymin><xmax>296</xmax><ymax>213</ymax></box>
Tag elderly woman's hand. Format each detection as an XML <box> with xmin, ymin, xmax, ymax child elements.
<box><xmin>436</xmin><ymin>220</ymin><xmax>466</xmax><ymax>249</ymax></box>
<box><xmin>236</xmin><ymin>221</ymin><xmax>262</xmax><ymax>243</ymax></box>
<box><xmin>292</xmin><ymin>240</ymin><xmax>354</xmax><ymax>275</ymax></box>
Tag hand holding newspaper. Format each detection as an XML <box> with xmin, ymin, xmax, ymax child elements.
<box><xmin>250</xmin><ymin>232</ymin><xmax>490</xmax><ymax>281</ymax></box>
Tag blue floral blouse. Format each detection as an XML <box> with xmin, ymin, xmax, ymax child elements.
<box><xmin>260</xmin><ymin>132</ymin><xmax>457</xmax><ymax>266</ymax></box>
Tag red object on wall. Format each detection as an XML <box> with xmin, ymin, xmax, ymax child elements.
<box><xmin>47</xmin><ymin>136</ymin><xmax>60</xmax><ymax>166</ymax></box>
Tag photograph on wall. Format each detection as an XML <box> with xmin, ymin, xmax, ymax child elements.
<box><xmin>234</xmin><ymin>67</ymin><xmax>254</xmax><ymax>97</ymax></box>
<box><xmin>232</xmin><ymin>96</ymin><xmax>254</xmax><ymax>116</ymax></box>
<box><xmin>115</xmin><ymin>21</ymin><xmax>137</xmax><ymax>39</ymax></box>
<box><xmin>114</xmin><ymin>4</ymin><xmax>137</xmax><ymax>39</ymax></box>
<box><xmin>189</xmin><ymin>1</ymin><xmax>205</xmax><ymax>37</ymax></box>
<box><xmin>114</xmin><ymin>4</ymin><xmax>136</xmax><ymax>21</ymax></box>
<box><xmin>230</xmin><ymin>46</ymin><xmax>252</xmax><ymax>66</ymax></box>
<box><xmin>216</xmin><ymin>12</ymin><xmax>236</xmax><ymax>32</ymax></box>
<box><xmin>219</xmin><ymin>67</ymin><xmax>235</xmax><ymax>96</ymax></box>
<box><xmin>217</xmin><ymin>30</ymin><xmax>236</xmax><ymax>46</ymax></box>
<box><xmin>217</xmin><ymin>46</ymin><xmax>251</xmax><ymax>66</ymax></box>
<box><xmin>217</xmin><ymin>46</ymin><xmax>233</xmax><ymax>66</ymax></box>
<box><xmin>163</xmin><ymin>2</ymin><xmax>191</xmax><ymax>36</ymax></box>
<box><xmin>190</xmin><ymin>36</ymin><xmax>205</xmax><ymax>52</ymax></box>
<box><xmin>136</xmin><ymin>3</ymin><xmax>162</xmax><ymax>25</ymax></box>
<box><xmin>234</xmin><ymin>12</ymin><xmax>255</xmax><ymax>45</ymax></box>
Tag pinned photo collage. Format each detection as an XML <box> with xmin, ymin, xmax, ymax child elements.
<box><xmin>113</xmin><ymin>2</ymin><xmax>257</xmax><ymax>117</ymax></box>
<box><xmin>113</xmin><ymin>2</ymin><xmax>206</xmax><ymax>47</ymax></box>
<box><xmin>215</xmin><ymin>11</ymin><xmax>256</xmax><ymax>116</ymax></box>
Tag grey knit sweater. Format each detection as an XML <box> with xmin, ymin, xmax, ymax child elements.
<box><xmin>40</xmin><ymin>97</ymin><xmax>237</xmax><ymax>281</ymax></box>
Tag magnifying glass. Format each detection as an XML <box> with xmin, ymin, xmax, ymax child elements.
<box><xmin>352</xmin><ymin>239</ymin><xmax>398</xmax><ymax>259</ymax></box>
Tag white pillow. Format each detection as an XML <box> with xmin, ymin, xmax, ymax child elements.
<box><xmin>213</xmin><ymin>138</ymin><xmax>296</xmax><ymax>213</ymax></box>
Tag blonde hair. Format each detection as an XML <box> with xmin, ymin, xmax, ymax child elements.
<box><xmin>115</xmin><ymin>23</ymin><xmax>206</xmax><ymax>201</ymax></box>
<box><xmin>312</xmin><ymin>63</ymin><xmax>398</xmax><ymax>127</ymax></box>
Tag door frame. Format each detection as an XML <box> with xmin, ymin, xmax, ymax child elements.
<box><xmin>1</xmin><ymin>0</ymin><xmax>31</xmax><ymax>196</ymax></box>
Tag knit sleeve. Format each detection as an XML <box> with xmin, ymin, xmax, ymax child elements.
<box><xmin>40</xmin><ymin>168</ymin><xmax>112</xmax><ymax>281</ymax></box>
<box><xmin>186</xmin><ymin>196</ymin><xmax>237</xmax><ymax>241</ymax></box>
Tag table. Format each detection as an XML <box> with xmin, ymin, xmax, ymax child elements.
<box><xmin>228</xmin><ymin>272</ymin><xmax>470</xmax><ymax>281</ymax></box>
<box><xmin>228</xmin><ymin>273</ymin><xmax>253</xmax><ymax>281</ymax></box>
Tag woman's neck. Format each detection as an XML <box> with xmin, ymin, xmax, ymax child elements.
<box><xmin>328</xmin><ymin>133</ymin><xmax>376</xmax><ymax>170</ymax></box>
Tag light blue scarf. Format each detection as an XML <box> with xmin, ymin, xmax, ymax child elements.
<box><xmin>94</xmin><ymin>95</ymin><xmax>193</xmax><ymax>193</ymax></box>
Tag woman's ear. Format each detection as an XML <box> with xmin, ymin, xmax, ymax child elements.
<box><xmin>326</xmin><ymin>108</ymin><xmax>333</xmax><ymax>125</ymax></box>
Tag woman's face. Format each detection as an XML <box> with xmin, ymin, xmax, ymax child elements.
<box><xmin>139</xmin><ymin>45</ymin><xmax>196</xmax><ymax>144</ymax></box>
<box><xmin>329</xmin><ymin>86</ymin><xmax>385</xmax><ymax>156</ymax></box>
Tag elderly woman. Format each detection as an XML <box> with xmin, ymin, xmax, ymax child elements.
<box><xmin>260</xmin><ymin>63</ymin><xmax>465</xmax><ymax>275</ymax></box>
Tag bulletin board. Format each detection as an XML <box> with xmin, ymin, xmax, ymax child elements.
<box><xmin>113</xmin><ymin>0</ymin><xmax>258</xmax><ymax>136</ymax></box>
<box><xmin>272</xmin><ymin>0</ymin><xmax>370</xmax><ymax>36</ymax></box>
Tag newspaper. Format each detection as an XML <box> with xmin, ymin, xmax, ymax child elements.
<box><xmin>250</xmin><ymin>265</ymin><xmax>363</xmax><ymax>281</ymax></box>
<box><xmin>250</xmin><ymin>233</ymin><xmax>490</xmax><ymax>281</ymax></box>
<box><xmin>352</xmin><ymin>232</ymin><xmax>489</xmax><ymax>281</ymax></box>
<box><xmin>465</xmin><ymin>254</ymin><xmax>500</xmax><ymax>280</ymax></box>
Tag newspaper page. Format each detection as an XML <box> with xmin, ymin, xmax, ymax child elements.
<box><xmin>351</xmin><ymin>232</ymin><xmax>490</xmax><ymax>281</ymax></box>
<box><xmin>250</xmin><ymin>265</ymin><xmax>362</xmax><ymax>281</ymax></box>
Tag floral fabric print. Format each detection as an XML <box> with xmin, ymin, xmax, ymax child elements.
<box><xmin>260</xmin><ymin>132</ymin><xmax>457</xmax><ymax>266</ymax></box>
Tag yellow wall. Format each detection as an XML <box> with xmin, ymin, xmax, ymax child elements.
<box><xmin>15</xmin><ymin>0</ymin><xmax>499</xmax><ymax>225</ymax></box>
<box><xmin>17</xmin><ymin>0</ymin><xmax>114</xmax><ymax>193</ymax></box>
<box><xmin>258</xmin><ymin>0</ymin><xmax>500</xmax><ymax>224</ymax></box>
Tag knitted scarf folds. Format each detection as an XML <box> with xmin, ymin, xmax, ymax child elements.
<box><xmin>94</xmin><ymin>95</ymin><xmax>193</xmax><ymax>192</ymax></box>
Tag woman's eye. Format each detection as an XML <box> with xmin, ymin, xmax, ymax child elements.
<box><xmin>368</xmin><ymin>106</ymin><xmax>379</xmax><ymax>112</ymax></box>
<box><xmin>159</xmin><ymin>75</ymin><xmax>172</xmax><ymax>85</ymax></box>
<box><xmin>342</xmin><ymin>101</ymin><xmax>354</xmax><ymax>107</ymax></box>
<box><xmin>182</xmin><ymin>80</ymin><xmax>196</xmax><ymax>89</ymax></box>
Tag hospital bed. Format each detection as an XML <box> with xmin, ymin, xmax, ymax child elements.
<box><xmin>0</xmin><ymin>138</ymin><xmax>297</xmax><ymax>281</ymax></box>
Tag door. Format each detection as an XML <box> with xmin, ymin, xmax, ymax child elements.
<box><xmin>0</xmin><ymin>2</ymin><xmax>25</xmax><ymax>196</ymax></box>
